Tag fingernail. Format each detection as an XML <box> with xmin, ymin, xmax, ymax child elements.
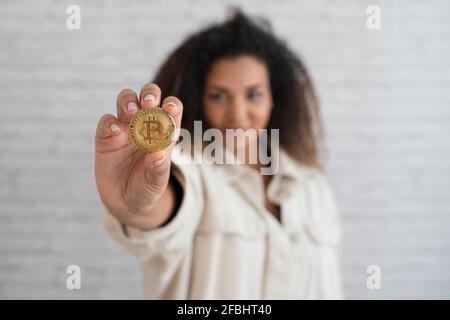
<box><xmin>165</xmin><ymin>101</ymin><xmax>178</xmax><ymax>114</ymax></box>
<box><xmin>127</xmin><ymin>102</ymin><xmax>138</xmax><ymax>113</ymax></box>
<box><xmin>153</xmin><ymin>154</ymin><xmax>165</xmax><ymax>167</ymax></box>
<box><xmin>110</xmin><ymin>123</ymin><xmax>120</xmax><ymax>132</ymax></box>
<box><xmin>144</xmin><ymin>94</ymin><xmax>155</xmax><ymax>102</ymax></box>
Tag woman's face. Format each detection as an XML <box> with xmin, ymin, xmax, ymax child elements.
<box><xmin>203</xmin><ymin>55</ymin><xmax>273</xmax><ymax>139</ymax></box>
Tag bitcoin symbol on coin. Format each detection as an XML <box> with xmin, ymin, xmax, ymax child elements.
<box><xmin>129</xmin><ymin>108</ymin><xmax>175</xmax><ymax>152</ymax></box>
<box><xmin>140</xmin><ymin>115</ymin><xmax>164</xmax><ymax>145</ymax></box>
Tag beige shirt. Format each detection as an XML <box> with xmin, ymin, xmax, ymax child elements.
<box><xmin>102</xmin><ymin>147</ymin><xmax>344</xmax><ymax>299</ymax></box>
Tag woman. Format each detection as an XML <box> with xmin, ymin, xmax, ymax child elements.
<box><xmin>95</xmin><ymin>11</ymin><xmax>343</xmax><ymax>299</ymax></box>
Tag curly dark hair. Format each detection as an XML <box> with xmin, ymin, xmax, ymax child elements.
<box><xmin>153</xmin><ymin>9</ymin><xmax>324</xmax><ymax>168</ymax></box>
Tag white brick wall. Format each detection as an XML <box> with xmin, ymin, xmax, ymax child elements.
<box><xmin>1</xmin><ymin>0</ymin><xmax>449</xmax><ymax>299</ymax></box>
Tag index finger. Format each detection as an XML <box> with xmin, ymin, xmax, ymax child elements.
<box><xmin>161</xmin><ymin>96</ymin><xmax>183</xmax><ymax>131</ymax></box>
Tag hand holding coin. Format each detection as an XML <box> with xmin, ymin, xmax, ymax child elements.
<box><xmin>94</xmin><ymin>83</ymin><xmax>183</xmax><ymax>230</ymax></box>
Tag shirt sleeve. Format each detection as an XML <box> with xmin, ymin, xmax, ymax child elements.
<box><xmin>101</xmin><ymin>159</ymin><xmax>205</xmax><ymax>262</ymax></box>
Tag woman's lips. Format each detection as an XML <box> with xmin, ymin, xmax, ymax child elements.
<box><xmin>230</xmin><ymin>128</ymin><xmax>249</xmax><ymax>135</ymax></box>
<box><xmin>222</xmin><ymin>126</ymin><xmax>253</xmax><ymax>136</ymax></box>
<box><xmin>227</xmin><ymin>126</ymin><xmax>250</xmax><ymax>131</ymax></box>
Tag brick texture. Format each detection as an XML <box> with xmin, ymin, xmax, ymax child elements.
<box><xmin>0</xmin><ymin>0</ymin><xmax>449</xmax><ymax>299</ymax></box>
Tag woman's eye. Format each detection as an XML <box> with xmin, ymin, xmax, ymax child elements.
<box><xmin>247</xmin><ymin>90</ymin><xmax>263</xmax><ymax>101</ymax></box>
<box><xmin>207</xmin><ymin>92</ymin><xmax>226</xmax><ymax>103</ymax></box>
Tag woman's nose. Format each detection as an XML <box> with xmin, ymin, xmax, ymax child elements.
<box><xmin>227</xmin><ymin>97</ymin><xmax>248</xmax><ymax>125</ymax></box>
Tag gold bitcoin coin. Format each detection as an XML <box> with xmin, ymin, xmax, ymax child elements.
<box><xmin>129</xmin><ymin>108</ymin><xmax>176</xmax><ymax>152</ymax></box>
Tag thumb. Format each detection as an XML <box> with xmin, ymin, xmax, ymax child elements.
<box><xmin>142</xmin><ymin>149</ymin><xmax>172</xmax><ymax>191</ymax></box>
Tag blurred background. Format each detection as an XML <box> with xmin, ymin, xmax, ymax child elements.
<box><xmin>1</xmin><ymin>0</ymin><xmax>449</xmax><ymax>299</ymax></box>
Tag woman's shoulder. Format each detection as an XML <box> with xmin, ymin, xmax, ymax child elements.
<box><xmin>279</xmin><ymin>148</ymin><xmax>324</xmax><ymax>181</ymax></box>
<box><xmin>281</xmin><ymin>150</ymin><xmax>342</xmax><ymax>245</ymax></box>
<box><xmin>280</xmin><ymin>148</ymin><xmax>338</xmax><ymax>205</ymax></box>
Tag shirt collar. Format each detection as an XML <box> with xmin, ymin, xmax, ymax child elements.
<box><xmin>217</xmin><ymin>147</ymin><xmax>312</xmax><ymax>184</ymax></box>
